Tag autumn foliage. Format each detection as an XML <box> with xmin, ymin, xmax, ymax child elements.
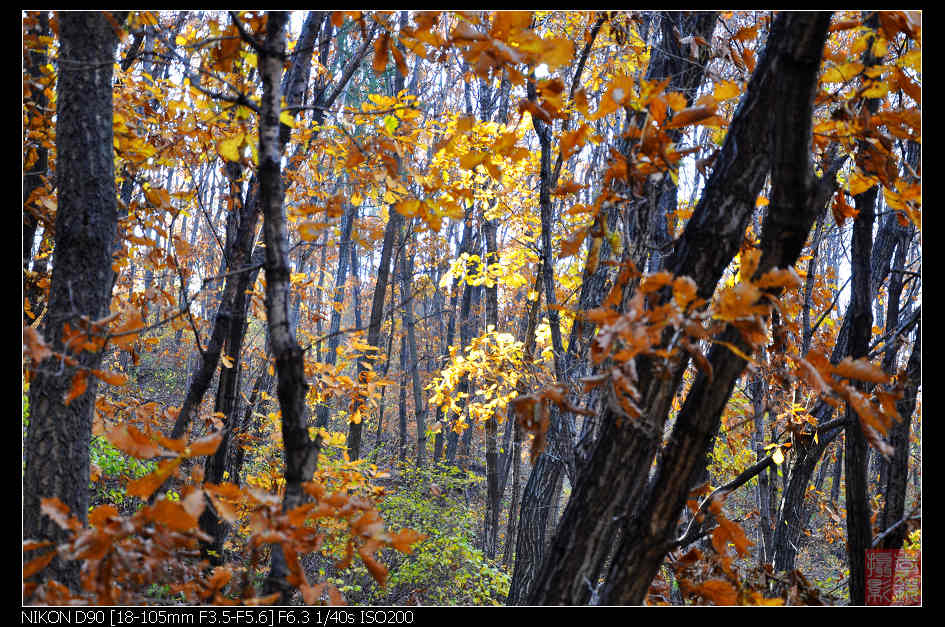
<box><xmin>24</xmin><ymin>10</ymin><xmax>919</xmax><ymax>606</ymax></box>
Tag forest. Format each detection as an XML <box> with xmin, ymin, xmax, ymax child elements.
<box><xmin>22</xmin><ymin>10</ymin><xmax>921</xmax><ymax>606</ymax></box>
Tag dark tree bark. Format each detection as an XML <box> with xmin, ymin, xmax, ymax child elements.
<box><xmin>348</xmin><ymin>11</ymin><xmax>409</xmax><ymax>461</ymax></box>
<box><xmin>399</xmin><ymin>238</ymin><xmax>428</xmax><ymax>466</ymax></box>
<box><xmin>878</xmin><ymin>322</ymin><xmax>920</xmax><ymax>550</ymax></box>
<box><xmin>23</xmin><ymin>10</ymin><xmax>128</xmax><ymax>590</ymax></box>
<box><xmin>527</xmin><ymin>12</ymin><xmax>833</xmax><ymax>605</ymax></box>
<box><xmin>444</xmin><ymin>222</ymin><xmax>481</xmax><ymax>466</ymax></box>
<box><xmin>771</xmin><ymin>205</ymin><xmax>912</xmax><ymax>571</ymax></box>
<box><xmin>482</xmin><ymin>216</ymin><xmax>500</xmax><ymax>557</ymax></box>
<box><xmin>511</xmin><ymin>11</ymin><xmax>718</xmax><ymax>605</ymax></box>
<box><xmin>315</xmin><ymin>200</ymin><xmax>357</xmax><ymax>429</ymax></box>
<box><xmin>168</xmin><ymin>10</ymin><xmax>326</xmax><ymax>444</ymax></box>
<box><xmin>398</xmin><ymin>333</ymin><xmax>408</xmax><ymax>461</ymax></box>
<box><xmin>843</xmin><ymin>186</ymin><xmax>876</xmax><ymax>606</ymax></box>
<box><xmin>432</xmin><ymin>221</ymin><xmax>469</xmax><ymax>463</ymax></box>
<box><xmin>256</xmin><ymin>12</ymin><xmax>321</xmax><ymax>602</ymax></box>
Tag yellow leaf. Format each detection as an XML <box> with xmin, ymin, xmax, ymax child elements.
<box><xmin>822</xmin><ymin>62</ymin><xmax>863</xmax><ymax>83</ymax></box>
<box><xmin>394</xmin><ymin>198</ymin><xmax>421</xmax><ymax>217</ymax></box>
<box><xmin>279</xmin><ymin>110</ymin><xmax>297</xmax><ymax>128</ymax></box>
<box><xmin>299</xmin><ymin>221</ymin><xmax>325</xmax><ymax>241</ymax></box>
<box><xmin>217</xmin><ymin>132</ymin><xmax>245</xmax><ymax>162</ymax></box>
<box><xmin>713</xmin><ymin>79</ymin><xmax>740</xmax><ymax>101</ymax></box>
<box><xmin>459</xmin><ymin>151</ymin><xmax>489</xmax><ymax>170</ymax></box>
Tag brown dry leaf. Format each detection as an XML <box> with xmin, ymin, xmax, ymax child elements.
<box><xmin>148</xmin><ymin>497</ymin><xmax>200</xmax><ymax>533</ymax></box>
<box><xmin>23</xmin><ymin>326</ymin><xmax>53</xmax><ymax>363</ymax></box>
<box><xmin>187</xmin><ymin>430</ymin><xmax>224</xmax><ymax>457</ymax></box>
<box><xmin>23</xmin><ymin>551</ymin><xmax>57</xmax><ymax>578</ymax></box>
<box><xmin>833</xmin><ymin>357</ymin><xmax>890</xmax><ymax>384</ymax></box>
<box><xmin>64</xmin><ymin>371</ymin><xmax>88</xmax><ymax>406</ymax></box>
<box><xmin>698</xmin><ymin>578</ymin><xmax>738</xmax><ymax>605</ymax></box>
<box><xmin>106</xmin><ymin>424</ymin><xmax>165</xmax><ymax>459</ymax></box>
<box><xmin>126</xmin><ymin>457</ymin><xmax>183</xmax><ymax>500</ymax></box>
<box><xmin>664</xmin><ymin>104</ymin><xmax>718</xmax><ymax>130</ymax></box>
<box><xmin>372</xmin><ymin>33</ymin><xmax>389</xmax><ymax>75</ymax></box>
<box><xmin>40</xmin><ymin>497</ymin><xmax>81</xmax><ymax>532</ymax></box>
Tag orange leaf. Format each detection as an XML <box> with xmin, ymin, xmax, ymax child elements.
<box><xmin>372</xmin><ymin>33</ymin><xmax>389</xmax><ymax>75</ymax></box>
<box><xmin>187</xmin><ymin>430</ymin><xmax>224</xmax><ymax>457</ymax></box>
<box><xmin>92</xmin><ymin>368</ymin><xmax>128</xmax><ymax>386</ymax></box>
<box><xmin>88</xmin><ymin>504</ymin><xmax>120</xmax><ymax>527</ymax></box>
<box><xmin>126</xmin><ymin>458</ymin><xmax>183</xmax><ymax>500</ymax></box>
<box><xmin>558</xmin><ymin>226</ymin><xmax>588</xmax><ymax>258</ymax></box>
<box><xmin>23</xmin><ymin>326</ymin><xmax>53</xmax><ymax>363</ymax></box>
<box><xmin>40</xmin><ymin>497</ymin><xmax>81</xmax><ymax>532</ymax></box>
<box><xmin>359</xmin><ymin>540</ymin><xmax>389</xmax><ymax>586</ymax></box>
<box><xmin>459</xmin><ymin>151</ymin><xmax>489</xmax><ymax>170</ymax></box>
<box><xmin>664</xmin><ymin>104</ymin><xmax>718</xmax><ymax>130</ymax></box>
<box><xmin>106</xmin><ymin>424</ymin><xmax>165</xmax><ymax>459</ymax></box>
<box><xmin>455</xmin><ymin>115</ymin><xmax>475</xmax><ymax>135</ymax></box>
<box><xmin>64</xmin><ymin>371</ymin><xmax>88</xmax><ymax>405</ymax></box>
<box><xmin>23</xmin><ymin>551</ymin><xmax>57</xmax><ymax>578</ymax></box>
<box><xmin>755</xmin><ymin>267</ymin><xmax>802</xmax><ymax>291</ymax></box>
<box><xmin>673</xmin><ymin>276</ymin><xmax>698</xmax><ymax>308</ymax></box>
<box><xmin>560</xmin><ymin>123</ymin><xmax>591</xmax><ymax>160</ymax></box>
<box><xmin>204</xmin><ymin>482</ymin><xmax>243</xmax><ymax>523</ymax></box>
<box><xmin>389</xmin><ymin>528</ymin><xmax>426</xmax><ymax>553</ymax></box>
<box><xmin>698</xmin><ymin>578</ymin><xmax>737</xmax><ymax>605</ymax></box>
<box><xmin>833</xmin><ymin>357</ymin><xmax>890</xmax><ymax>384</ymax></box>
<box><xmin>391</xmin><ymin>42</ymin><xmax>408</xmax><ymax>77</ymax></box>
<box><xmin>111</xmin><ymin>310</ymin><xmax>146</xmax><ymax>350</ymax></box>
<box><xmin>148</xmin><ymin>497</ymin><xmax>200</xmax><ymax>532</ymax></box>
<box><xmin>640</xmin><ymin>271</ymin><xmax>674</xmax><ymax>293</ymax></box>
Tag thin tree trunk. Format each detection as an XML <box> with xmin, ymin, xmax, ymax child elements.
<box><xmin>257</xmin><ymin>12</ymin><xmax>320</xmax><ymax>602</ymax></box>
<box><xmin>399</xmin><ymin>240</ymin><xmax>428</xmax><ymax>466</ymax></box>
<box><xmin>348</xmin><ymin>12</ymin><xmax>408</xmax><ymax>460</ymax></box>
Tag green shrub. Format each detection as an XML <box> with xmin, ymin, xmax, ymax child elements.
<box><xmin>373</xmin><ymin>463</ymin><xmax>510</xmax><ymax>605</ymax></box>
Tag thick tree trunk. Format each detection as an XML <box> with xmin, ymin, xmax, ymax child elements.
<box><xmin>23</xmin><ymin>10</ymin><xmax>127</xmax><ymax>590</ymax></box>
<box><xmin>528</xmin><ymin>12</ymin><xmax>833</xmax><ymax>605</ymax></box>
<box><xmin>510</xmin><ymin>12</ymin><xmax>717</xmax><ymax>605</ymax></box>
<box><xmin>843</xmin><ymin>185</ymin><xmax>876</xmax><ymax>605</ymax></box>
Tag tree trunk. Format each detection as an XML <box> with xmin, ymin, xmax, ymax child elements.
<box><xmin>528</xmin><ymin>12</ymin><xmax>833</xmax><ymax>605</ymax></box>
<box><xmin>315</xmin><ymin>200</ymin><xmax>357</xmax><ymax>428</ymax></box>
<box><xmin>23</xmin><ymin>10</ymin><xmax>127</xmax><ymax>590</ymax></box>
<box><xmin>349</xmin><ymin>13</ymin><xmax>409</xmax><ymax>460</ymax></box>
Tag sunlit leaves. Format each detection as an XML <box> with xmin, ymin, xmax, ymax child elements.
<box><xmin>822</xmin><ymin>61</ymin><xmax>864</xmax><ymax>83</ymax></box>
<box><xmin>217</xmin><ymin>131</ymin><xmax>246</xmax><ymax>163</ymax></box>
